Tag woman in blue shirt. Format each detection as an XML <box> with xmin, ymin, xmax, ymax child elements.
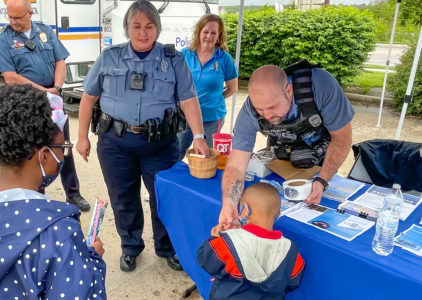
<box><xmin>178</xmin><ymin>13</ymin><xmax>238</xmax><ymax>159</ymax></box>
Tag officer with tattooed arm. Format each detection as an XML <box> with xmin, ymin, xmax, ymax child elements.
<box><xmin>219</xmin><ymin>63</ymin><xmax>354</xmax><ymax>229</ymax></box>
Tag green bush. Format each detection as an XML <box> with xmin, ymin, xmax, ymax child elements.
<box><xmin>222</xmin><ymin>6</ymin><xmax>376</xmax><ymax>84</ymax></box>
<box><xmin>388</xmin><ymin>46</ymin><xmax>422</xmax><ymax>117</ymax></box>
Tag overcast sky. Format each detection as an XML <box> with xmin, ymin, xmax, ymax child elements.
<box><xmin>220</xmin><ymin>0</ymin><xmax>372</xmax><ymax>6</ymax></box>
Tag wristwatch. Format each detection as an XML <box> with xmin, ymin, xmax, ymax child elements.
<box><xmin>313</xmin><ymin>176</ymin><xmax>329</xmax><ymax>191</ymax></box>
<box><xmin>54</xmin><ymin>86</ymin><xmax>63</xmax><ymax>94</ymax></box>
<box><xmin>193</xmin><ymin>133</ymin><xmax>206</xmax><ymax>140</ymax></box>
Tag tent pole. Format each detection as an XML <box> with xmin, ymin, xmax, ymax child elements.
<box><xmin>395</xmin><ymin>25</ymin><xmax>422</xmax><ymax>140</ymax></box>
<box><xmin>376</xmin><ymin>0</ymin><xmax>401</xmax><ymax>128</ymax></box>
<box><xmin>229</xmin><ymin>0</ymin><xmax>245</xmax><ymax>134</ymax></box>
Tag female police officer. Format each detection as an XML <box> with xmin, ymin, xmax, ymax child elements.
<box><xmin>76</xmin><ymin>0</ymin><xmax>209</xmax><ymax>272</ymax></box>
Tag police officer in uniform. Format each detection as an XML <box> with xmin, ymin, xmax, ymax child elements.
<box><xmin>219</xmin><ymin>63</ymin><xmax>354</xmax><ymax>229</ymax></box>
<box><xmin>77</xmin><ymin>0</ymin><xmax>209</xmax><ymax>272</ymax></box>
<box><xmin>0</xmin><ymin>0</ymin><xmax>90</xmax><ymax>211</ymax></box>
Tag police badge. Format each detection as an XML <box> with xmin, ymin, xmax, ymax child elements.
<box><xmin>308</xmin><ymin>114</ymin><xmax>322</xmax><ymax>127</ymax></box>
<box><xmin>39</xmin><ymin>32</ymin><xmax>47</xmax><ymax>43</ymax></box>
<box><xmin>161</xmin><ymin>60</ymin><xmax>168</xmax><ymax>72</ymax></box>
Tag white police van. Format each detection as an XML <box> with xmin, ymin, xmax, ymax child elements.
<box><xmin>0</xmin><ymin>0</ymin><xmax>219</xmax><ymax>111</ymax></box>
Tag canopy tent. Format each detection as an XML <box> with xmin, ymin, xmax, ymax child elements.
<box><xmin>395</xmin><ymin>25</ymin><xmax>422</xmax><ymax>140</ymax></box>
<box><xmin>376</xmin><ymin>0</ymin><xmax>401</xmax><ymax>128</ymax></box>
<box><xmin>228</xmin><ymin>2</ymin><xmax>422</xmax><ymax>140</ymax></box>
<box><xmin>228</xmin><ymin>0</ymin><xmax>245</xmax><ymax>133</ymax></box>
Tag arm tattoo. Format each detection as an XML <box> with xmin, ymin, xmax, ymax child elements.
<box><xmin>229</xmin><ymin>179</ymin><xmax>244</xmax><ymax>204</ymax></box>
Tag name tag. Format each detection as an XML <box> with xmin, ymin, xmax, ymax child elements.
<box><xmin>282</xmin><ymin>132</ymin><xmax>297</xmax><ymax>140</ymax></box>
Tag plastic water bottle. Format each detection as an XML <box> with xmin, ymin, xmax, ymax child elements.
<box><xmin>372</xmin><ymin>184</ymin><xmax>404</xmax><ymax>256</ymax></box>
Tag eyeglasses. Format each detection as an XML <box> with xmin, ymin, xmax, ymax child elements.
<box><xmin>49</xmin><ymin>141</ymin><xmax>74</xmax><ymax>157</ymax></box>
<box><xmin>7</xmin><ymin>10</ymin><xmax>29</xmax><ymax>21</ymax></box>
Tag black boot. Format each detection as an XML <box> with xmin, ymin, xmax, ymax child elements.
<box><xmin>120</xmin><ymin>254</ymin><xmax>137</xmax><ymax>272</ymax></box>
<box><xmin>166</xmin><ymin>254</ymin><xmax>183</xmax><ymax>271</ymax></box>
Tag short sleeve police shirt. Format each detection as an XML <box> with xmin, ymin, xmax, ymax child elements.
<box><xmin>232</xmin><ymin>68</ymin><xmax>355</xmax><ymax>152</ymax></box>
<box><xmin>83</xmin><ymin>42</ymin><xmax>196</xmax><ymax>125</ymax></box>
<box><xmin>0</xmin><ymin>22</ymin><xmax>69</xmax><ymax>87</ymax></box>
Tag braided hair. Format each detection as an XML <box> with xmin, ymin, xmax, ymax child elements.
<box><xmin>0</xmin><ymin>84</ymin><xmax>59</xmax><ymax>166</ymax></box>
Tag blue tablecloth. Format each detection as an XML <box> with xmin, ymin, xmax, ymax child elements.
<box><xmin>155</xmin><ymin>162</ymin><xmax>422</xmax><ymax>300</ymax></box>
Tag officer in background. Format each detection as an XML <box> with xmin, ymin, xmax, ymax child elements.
<box><xmin>0</xmin><ymin>0</ymin><xmax>90</xmax><ymax>211</ymax></box>
<box><xmin>77</xmin><ymin>0</ymin><xmax>209</xmax><ymax>272</ymax></box>
<box><xmin>219</xmin><ymin>63</ymin><xmax>354</xmax><ymax>229</ymax></box>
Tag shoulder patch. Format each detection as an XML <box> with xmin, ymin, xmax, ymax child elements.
<box><xmin>104</xmin><ymin>42</ymin><xmax>126</xmax><ymax>52</ymax></box>
<box><xmin>0</xmin><ymin>24</ymin><xmax>11</xmax><ymax>35</ymax></box>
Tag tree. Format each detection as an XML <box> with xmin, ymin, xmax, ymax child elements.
<box><xmin>400</xmin><ymin>0</ymin><xmax>422</xmax><ymax>26</ymax></box>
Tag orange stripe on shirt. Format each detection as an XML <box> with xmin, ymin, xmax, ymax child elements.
<box><xmin>209</xmin><ymin>237</ymin><xmax>243</xmax><ymax>279</ymax></box>
<box><xmin>291</xmin><ymin>253</ymin><xmax>305</xmax><ymax>279</ymax></box>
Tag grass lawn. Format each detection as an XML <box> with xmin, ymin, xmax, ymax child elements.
<box><xmin>348</xmin><ymin>70</ymin><xmax>386</xmax><ymax>94</ymax></box>
<box><xmin>363</xmin><ymin>64</ymin><xmax>397</xmax><ymax>71</ymax></box>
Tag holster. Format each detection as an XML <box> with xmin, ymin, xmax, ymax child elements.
<box><xmin>162</xmin><ymin>108</ymin><xmax>174</xmax><ymax>136</ymax></box>
<box><xmin>173</xmin><ymin>106</ymin><xmax>187</xmax><ymax>133</ymax></box>
<box><xmin>98</xmin><ymin>113</ymin><xmax>112</xmax><ymax>134</ymax></box>
<box><xmin>113</xmin><ymin>119</ymin><xmax>126</xmax><ymax>137</ymax></box>
<box><xmin>91</xmin><ymin>102</ymin><xmax>102</xmax><ymax>134</ymax></box>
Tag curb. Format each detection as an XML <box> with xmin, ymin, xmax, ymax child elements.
<box><xmin>344</xmin><ymin>92</ymin><xmax>394</xmax><ymax>107</ymax></box>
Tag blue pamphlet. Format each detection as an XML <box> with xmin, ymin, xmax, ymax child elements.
<box><xmin>395</xmin><ymin>224</ymin><xmax>422</xmax><ymax>256</ymax></box>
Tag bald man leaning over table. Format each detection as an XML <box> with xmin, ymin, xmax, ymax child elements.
<box><xmin>219</xmin><ymin>62</ymin><xmax>354</xmax><ymax>229</ymax></box>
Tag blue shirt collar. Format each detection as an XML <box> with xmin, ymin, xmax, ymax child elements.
<box><xmin>191</xmin><ymin>47</ymin><xmax>222</xmax><ymax>59</ymax></box>
<box><xmin>284</xmin><ymin>77</ymin><xmax>298</xmax><ymax>122</ymax></box>
<box><xmin>0</xmin><ymin>188</ymin><xmax>49</xmax><ymax>203</ymax></box>
<box><xmin>11</xmin><ymin>21</ymin><xmax>40</xmax><ymax>39</ymax></box>
<box><xmin>123</xmin><ymin>41</ymin><xmax>162</xmax><ymax>62</ymax></box>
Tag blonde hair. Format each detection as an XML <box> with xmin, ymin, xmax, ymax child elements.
<box><xmin>190</xmin><ymin>13</ymin><xmax>228</xmax><ymax>52</ymax></box>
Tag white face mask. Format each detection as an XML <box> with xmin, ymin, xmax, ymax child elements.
<box><xmin>39</xmin><ymin>147</ymin><xmax>64</xmax><ymax>189</ymax></box>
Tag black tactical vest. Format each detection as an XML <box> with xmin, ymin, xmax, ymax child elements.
<box><xmin>250</xmin><ymin>60</ymin><xmax>331</xmax><ymax>168</ymax></box>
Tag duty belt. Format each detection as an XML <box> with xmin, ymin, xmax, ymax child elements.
<box><xmin>101</xmin><ymin>113</ymin><xmax>148</xmax><ymax>136</ymax></box>
<box><xmin>102</xmin><ymin>113</ymin><xmax>168</xmax><ymax>142</ymax></box>
<box><xmin>126</xmin><ymin>123</ymin><xmax>148</xmax><ymax>135</ymax></box>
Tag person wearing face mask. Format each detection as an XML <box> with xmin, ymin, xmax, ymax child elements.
<box><xmin>178</xmin><ymin>13</ymin><xmax>238</xmax><ymax>159</ymax></box>
<box><xmin>0</xmin><ymin>84</ymin><xmax>106</xmax><ymax>299</ymax></box>
<box><xmin>77</xmin><ymin>0</ymin><xmax>209</xmax><ymax>272</ymax></box>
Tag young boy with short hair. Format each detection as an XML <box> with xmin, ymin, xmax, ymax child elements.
<box><xmin>197</xmin><ymin>182</ymin><xmax>305</xmax><ymax>300</ymax></box>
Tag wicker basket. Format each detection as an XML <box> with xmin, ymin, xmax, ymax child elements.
<box><xmin>186</xmin><ymin>148</ymin><xmax>219</xmax><ymax>179</ymax></box>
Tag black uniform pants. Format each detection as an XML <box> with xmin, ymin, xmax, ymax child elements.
<box><xmin>61</xmin><ymin>118</ymin><xmax>81</xmax><ymax>197</ymax></box>
<box><xmin>97</xmin><ymin>128</ymin><xmax>179</xmax><ymax>257</ymax></box>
